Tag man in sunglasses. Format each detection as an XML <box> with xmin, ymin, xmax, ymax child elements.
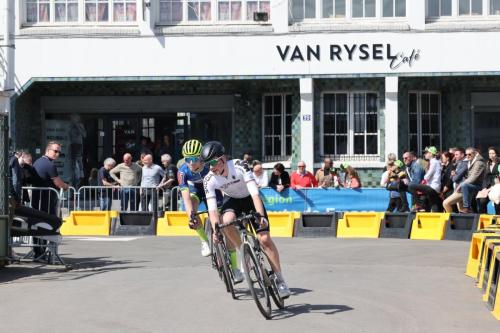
<box><xmin>201</xmin><ymin>141</ymin><xmax>291</xmax><ymax>298</ymax></box>
<box><xmin>177</xmin><ymin>139</ymin><xmax>222</xmax><ymax>259</ymax></box>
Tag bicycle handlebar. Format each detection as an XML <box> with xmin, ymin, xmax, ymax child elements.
<box><xmin>217</xmin><ymin>211</ymin><xmax>262</xmax><ymax>230</ymax></box>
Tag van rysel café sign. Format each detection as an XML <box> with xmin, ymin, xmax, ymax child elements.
<box><xmin>276</xmin><ymin>43</ymin><xmax>420</xmax><ymax>70</ymax></box>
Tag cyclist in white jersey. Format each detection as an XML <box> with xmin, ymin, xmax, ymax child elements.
<box><xmin>201</xmin><ymin>141</ymin><xmax>291</xmax><ymax>298</ymax></box>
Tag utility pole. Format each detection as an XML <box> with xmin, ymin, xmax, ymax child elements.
<box><xmin>0</xmin><ymin>0</ymin><xmax>14</xmax><ymax>215</ymax></box>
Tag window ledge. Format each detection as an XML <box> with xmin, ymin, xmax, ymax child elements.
<box><xmin>289</xmin><ymin>21</ymin><xmax>410</xmax><ymax>33</ymax></box>
<box><xmin>154</xmin><ymin>24</ymin><xmax>273</xmax><ymax>35</ymax></box>
<box><xmin>425</xmin><ymin>19</ymin><xmax>500</xmax><ymax>31</ymax></box>
<box><xmin>18</xmin><ymin>26</ymin><xmax>141</xmax><ymax>37</ymax></box>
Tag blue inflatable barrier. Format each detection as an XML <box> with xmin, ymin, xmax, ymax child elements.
<box><xmin>260</xmin><ymin>188</ymin><xmax>410</xmax><ymax>212</ymax></box>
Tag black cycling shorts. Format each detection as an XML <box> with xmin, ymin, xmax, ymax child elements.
<box><xmin>221</xmin><ymin>195</ymin><xmax>270</xmax><ymax>233</ymax></box>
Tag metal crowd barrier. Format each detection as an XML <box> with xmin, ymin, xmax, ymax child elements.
<box><xmin>20</xmin><ymin>187</ymin><xmax>63</xmax><ymax>217</ymax></box>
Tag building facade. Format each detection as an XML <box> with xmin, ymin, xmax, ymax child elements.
<box><xmin>2</xmin><ymin>0</ymin><xmax>500</xmax><ymax>186</ymax></box>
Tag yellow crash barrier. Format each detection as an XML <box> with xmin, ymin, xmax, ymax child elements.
<box><xmin>410</xmin><ymin>213</ymin><xmax>450</xmax><ymax>240</ymax></box>
<box><xmin>157</xmin><ymin>211</ymin><xmax>207</xmax><ymax>236</ymax></box>
<box><xmin>477</xmin><ymin>238</ymin><xmax>500</xmax><ymax>288</ymax></box>
<box><xmin>337</xmin><ymin>212</ymin><xmax>385</xmax><ymax>238</ymax></box>
<box><xmin>466</xmin><ymin>232</ymin><xmax>500</xmax><ymax>278</ymax></box>
<box><xmin>478</xmin><ymin>215</ymin><xmax>500</xmax><ymax>230</ymax></box>
<box><xmin>61</xmin><ymin>211</ymin><xmax>117</xmax><ymax>236</ymax></box>
<box><xmin>491</xmin><ymin>251</ymin><xmax>500</xmax><ymax>320</ymax></box>
<box><xmin>267</xmin><ymin>212</ymin><xmax>300</xmax><ymax>238</ymax></box>
<box><xmin>481</xmin><ymin>243</ymin><xmax>500</xmax><ymax>302</ymax></box>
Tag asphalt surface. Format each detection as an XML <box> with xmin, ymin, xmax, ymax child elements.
<box><xmin>0</xmin><ymin>236</ymin><xmax>498</xmax><ymax>332</ymax></box>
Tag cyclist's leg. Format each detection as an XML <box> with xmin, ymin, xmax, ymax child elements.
<box><xmin>220</xmin><ymin>199</ymin><xmax>243</xmax><ymax>271</ymax></box>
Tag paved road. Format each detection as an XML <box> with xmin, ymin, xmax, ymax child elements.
<box><xmin>0</xmin><ymin>237</ymin><xmax>498</xmax><ymax>332</ymax></box>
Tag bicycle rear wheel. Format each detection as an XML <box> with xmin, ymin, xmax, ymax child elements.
<box><xmin>242</xmin><ymin>243</ymin><xmax>271</xmax><ymax>319</ymax></box>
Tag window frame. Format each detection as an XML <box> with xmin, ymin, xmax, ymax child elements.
<box><xmin>407</xmin><ymin>91</ymin><xmax>442</xmax><ymax>154</ymax></box>
<box><xmin>261</xmin><ymin>93</ymin><xmax>293</xmax><ymax>162</ymax></box>
<box><xmin>320</xmin><ymin>90</ymin><xmax>380</xmax><ymax>160</ymax></box>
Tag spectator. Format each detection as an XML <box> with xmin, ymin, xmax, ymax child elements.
<box><xmin>329</xmin><ymin>167</ymin><xmax>342</xmax><ymax>188</ymax></box>
<box><xmin>98</xmin><ymin>157</ymin><xmax>117</xmax><ymax>210</ymax></box>
<box><xmin>110</xmin><ymin>153</ymin><xmax>142</xmax><ymax>211</ymax></box>
<box><xmin>32</xmin><ymin>141</ymin><xmax>70</xmax><ymax>215</ymax></box>
<box><xmin>407</xmin><ymin>146</ymin><xmax>442</xmax><ymax>212</ymax></box>
<box><xmin>476</xmin><ymin>147</ymin><xmax>500</xmax><ymax>214</ymax></box>
<box><xmin>140</xmin><ymin>154</ymin><xmax>164</xmax><ymax>212</ymax></box>
<box><xmin>385</xmin><ymin>160</ymin><xmax>406</xmax><ymax>212</ymax></box>
<box><xmin>343</xmin><ymin>165</ymin><xmax>362</xmax><ymax>189</ymax></box>
<box><xmin>252</xmin><ymin>161</ymin><xmax>269</xmax><ymax>188</ymax></box>
<box><xmin>243</xmin><ymin>152</ymin><xmax>253</xmax><ymax>167</ymax></box>
<box><xmin>291</xmin><ymin>161</ymin><xmax>318</xmax><ymax>189</ymax></box>
<box><xmin>440</xmin><ymin>151</ymin><xmax>455</xmax><ymax>200</ymax></box>
<box><xmin>315</xmin><ymin>158</ymin><xmax>333</xmax><ymax>188</ymax></box>
<box><xmin>400</xmin><ymin>151</ymin><xmax>425</xmax><ymax>210</ymax></box>
<box><xmin>9</xmin><ymin>150</ymin><xmax>23</xmax><ymax>205</ymax></box>
<box><xmin>158</xmin><ymin>153</ymin><xmax>178</xmax><ymax>210</ymax></box>
<box><xmin>88</xmin><ymin>168</ymin><xmax>99</xmax><ymax>187</ymax></box>
<box><xmin>487</xmin><ymin>167</ymin><xmax>500</xmax><ymax>214</ymax></box>
<box><xmin>269</xmin><ymin>163</ymin><xmax>290</xmax><ymax>193</ymax></box>
<box><xmin>443</xmin><ymin>148</ymin><xmax>468</xmax><ymax>213</ymax></box>
<box><xmin>156</xmin><ymin>135</ymin><xmax>174</xmax><ymax>163</ymax></box>
<box><xmin>459</xmin><ymin>147</ymin><xmax>486</xmax><ymax>213</ymax></box>
<box><xmin>19</xmin><ymin>152</ymin><xmax>41</xmax><ymax>205</ymax></box>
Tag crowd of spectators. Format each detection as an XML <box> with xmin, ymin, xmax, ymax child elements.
<box><xmin>381</xmin><ymin>146</ymin><xmax>500</xmax><ymax>214</ymax></box>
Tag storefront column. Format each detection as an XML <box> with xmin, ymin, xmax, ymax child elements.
<box><xmin>272</xmin><ymin>0</ymin><xmax>289</xmax><ymax>33</ymax></box>
<box><xmin>300</xmin><ymin>78</ymin><xmax>314</xmax><ymax>169</ymax></box>
<box><xmin>385</xmin><ymin>76</ymin><xmax>399</xmax><ymax>158</ymax></box>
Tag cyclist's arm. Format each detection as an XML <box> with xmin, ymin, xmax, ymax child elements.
<box><xmin>247</xmin><ymin>179</ymin><xmax>267</xmax><ymax>225</ymax></box>
<box><xmin>180</xmin><ymin>189</ymin><xmax>194</xmax><ymax>217</ymax></box>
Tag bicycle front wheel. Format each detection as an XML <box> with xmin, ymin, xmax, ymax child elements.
<box><xmin>262</xmin><ymin>252</ymin><xmax>285</xmax><ymax>309</ymax></box>
<box><xmin>242</xmin><ymin>243</ymin><xmax>271</xmax><ymax>319</ymax></box>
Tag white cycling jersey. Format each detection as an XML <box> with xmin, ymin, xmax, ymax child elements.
<box><xmin>204</xmin><ymin>159</ymin><xmax>260</xmax><ymax>210</ymax></box>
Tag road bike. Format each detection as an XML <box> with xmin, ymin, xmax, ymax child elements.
<box><xmin>219</xmin><ymin>212</ymin><xmax>285</xmax><ymax>319</ymax></box>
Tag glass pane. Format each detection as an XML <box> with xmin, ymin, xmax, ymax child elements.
<box><xmin>429</xmin><ymin>134</ymin><xmax>440</xmax><ymax>148</ymax></box>
<box><xmin>421</xmin><ymin>114</ymin><xmax>430</xmax><ymax>133</ymax></box>
<box><xmin>430</xmin><ymin>114</ymin><xmax>440</xmax><ymax>132</ymax></box>
<box><xmin>274</xmin><ymin>116</ymin><xmax>282</xmax><ymax>135</ymax></box>
<box><xmin>409</xmin><ymin>135</ymin><xmax>418</xmax><ymax>153</ymax></box>
<box><xmin>324</xmin><ymin>115</ymin><xmax>335</xmax><ymax>133</ymax></box>
<box><xmin>336</xmin><ymin>135</ymin><xmax>348</xmax><ymax>154</ymax></box>
<box><xmin>86</xmin><ymin>3</ymin><xmax>96</xmax><ymax>21</ymax></box>
<box><xmin>428</xmin><ymin>0</ymin><xmax>439</xmax><ymax>16</ymax></box>
<box><xmin>471</xmin><ymin>0</ymin><xmax>482</xmax><ymax>15</ymax></box>
<box><xmin>114</xmin><ymin>3</ymin><xmax>125</xmax><ymax>21</ymax></box>
<box><xmin>231</xmin><ymin>2</ymin><xmax>242</xmax><ymax>20</ymax></box>
<box><xmin>430</xmin><ymin>94</ymin><xmax>439</xmax><ymax>113</ymax></box>
<box><xmin>286</xmin><ymin>136</ymin><xmax>291</xmax><ymax>155</ymax></box>
<box><xmin>492</xmin><ymin>0</ymin><xmax>500</xmax><ymax>15</ymax></box>
<box><xmin>441</xmin><ymin>0</ymin><xmax>452</xmax><ymax>15</ymax></box>
<box><xmin>421</xmin><ymin>135</ymin><xmax>431</xmax><ymax>150</ymax></box>
<box><xmin>285</xmin><ymin>95</ymin><xmax>292</xmax><ymax>115</ymax></box>
<box><xmin>383</xmin><ymin>0</ymin><xmax>393</xmax><ymax>17</ymax></box>
<box><xmin>200</xmin><ymin>2</ymin><xmax>211</xmax><ymax>20</ymax></box>
<box><xmin>68</xmin><ymin>3</ymin><xmax>78</xmax><ymax>21</ymax></box>
<box><xmin>395</xmin><ymin>0</ymin><xmax>406</xmax><ymax>16</ymax></box>
<box><xmin>409</xmin><ymin>114</ymin><xmax>418</xmax><ymax>133</ymax></box>
<box><xmin>273</xmin><ymin>96</ymin><xmax>281</xmax><ymax>115</ymax></box>
<box><xmin>219</xmin><ymin>2</ymin><xmax>230</xmax><ymax>20</ymax></box>
<box><xmin>421</xmin><ymin>94</ymin><xmax>429</xmax><ymax>115</ymax></box>
<box><xmin>324</xmin><ymin>95</ymin><xmax>334</xmax><ymax>114</ymax></box>
<box><xmin>264</xmin><ymin>117</ymin><xmax>272</xmax><ymax>135</ymax></box>
<box><xmin>273</xmin><ymin>137</ymin><xmax>281</xmax><ymax>156</ymax></box>
<box><xmin>335</xmin><ymin>0</ymin><xmax>346</xmax><ymax>17</ymax></box>
<box><xmin>247</xmin><ymin>1</ymin><xmax>258</xmax><ymax>20</ymax></box>
<box><xmin>366</xmin><ymin>93</ymin><xmax>377</xmax><ymax>112</ymax></box>
<box><xmin>366</xmin><ymin>135</ymin><xmax>377</xmax><ymax>154</ymax></box>
<box><xmin>98</xmin><ymin>3</ymin><xmax>108</xmax><ymax>21</ymax></box>
<box><xmin>292</xmin><ymin>0</ymin><xmax>304</xmax><ymax>20</ymax></box>
<box><xmin>336</xmin><ymin>114</ymin><xmax>348</xmax><ymax>133</ymax></box>
<box><xmin>366</xmin><ymin>114</ymin><xmax>377</xmax><ymax>133</ymax></box>
<box><xmin>409</xmin><ymin>93</ymin><xmax>417</xmax><ymax>114</ymax></box>
<box><xmin>260</xmin><ymin>1</ymin><xmax>271</xmax><ymax>18</ymax></box>
<box><xmin>305</xmin><ymin>0</ymin><xmax>316</xmax><ymax>18</ymax></box>
<box><xmin>352</xmin><ymin>0</ymin><xmax>363</xmax><ymax>17</ymax></box>
<box><xmin>285</xmin><ymin>116</ymin><xmax>292</xmax><ymax>134</ymax></box>
<box><xmin>459</xmin><ymin>0</ymin><xmax>470</xmax><ymax>15</ymax></box>
<box><xmin>324</xmin><ymin>135</ymin><xmax>334</xmax><ymax>154</ymax></box>
<box><xmin>39</xmin><ymin>4</ymin><xmax>50</xmax><ymax>22</ymax></box>
<box><xmin>354</xmin><ymin>136</ymin><xmax>365</xmax><ymax>154</ymax></box>
<box><xmin>55</xmin><ymin>3</ymin><xmax>65</xmax><ymax>22</ymax></box>
<box><xmin>188</xmin><ymin>2</ymin><xmax>200</xmax><ymax>20</ymax></box>
<box><xmin>323</xmin><ymin>0</ymin><xmax>333</xmax><ymax>18</ymax></box>
<box><xmin>336</xmin><ymin>94</ymin><xmax>348</xmax><ymax>113</ymax></box>
<box><xmin>366</xmin><ymin>0</ymin><xmax>376</xmax><ymax>17</ymax></box>
<box><xmin>126</xmin><ymin>3</ymin><xmax>137</xmax><ymax>21</ymax></box>
<box><xmin>173</xmin><ymin>2</ymin><xmax>183</xmax><ymax>21</ymax></box>
<box><xmin>27</xmin><ymin>2</ymin><xmax>38</xmax><ymax>22</ymax></box>
<box><xmin>265</xmin><ymin>137</ymin><xmax>272</xmax><ymax>156</ymax></box>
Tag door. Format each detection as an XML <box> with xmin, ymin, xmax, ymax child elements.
<box><xmin>473</xmin><ymin>107</ymin><xmax>500</xmax><ymax>153</ymax></box>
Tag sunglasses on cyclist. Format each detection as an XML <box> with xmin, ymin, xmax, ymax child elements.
<box><xmin>208</xmin><ymin>157</ymin><xmax>222</xmax><ymax>166</ymax></box>
<box><xmin>185</xmin><ymin>156</ymin><xmax>201</xmax><ymax>163</ymax></box>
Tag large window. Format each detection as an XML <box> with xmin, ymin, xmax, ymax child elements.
<box><xmin>322</xmin><ymin>92</ymin><xmax>378</xmax><ymax>157</ymax></box>
<box><xmin>382</xmin><ymin>0</ymin><xmax>405</xmax><ymax>17</ymax></box>
<box><xmin>25</xmin><ymin>0</ymin><xmax>139</xmax><ymax>23</ymax></box>
<box><xmin>262</xmin><ymin>94</ymin><xmax>292</xmax><ymax>161</ymax></box>
<box><xmin>352</xmin><ymin>0</ymin><xmax>376</xmax><ymax>18</ymax></box>
<box><xmin>322</xmin><ymin>0</ymin><xmax>346</xmax><ymax>18</ymax></box>
<box><xmin>408</xmin><ymin>92</ymin><xmax>441</xmax><ymax>154</ymax></box>
<box><xmin>427</xmin><ymin>0</ymin><xmax>452</xmax><ymax>17</ymax></box>
<box><xmin>290</xmin><ymin>0</ymin><xmax>316</xmax><ymax>21</ymax></box>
